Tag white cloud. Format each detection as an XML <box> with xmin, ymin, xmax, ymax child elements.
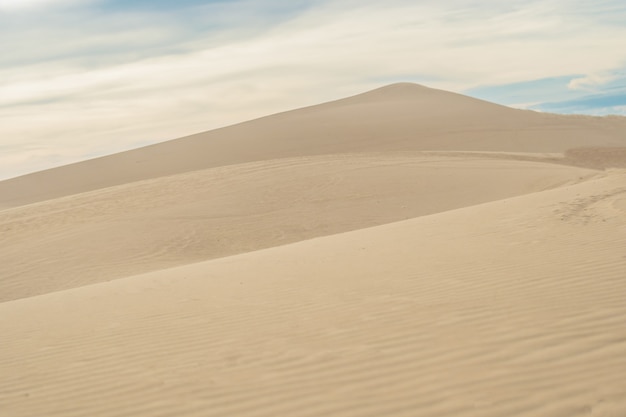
<box><xmin>1</xmin><ymin>0</ymin><xmax>626</xmax><ymax>179</ymax></box>
<box><xmin>568</xmin><ymin>73</ymin><xmax>616</xmax><ymax>91</ymax></box>
<box><xmin>0</xmin><ymin>0</ymin><xmax>82</xmax><ymax>11</ymax></box>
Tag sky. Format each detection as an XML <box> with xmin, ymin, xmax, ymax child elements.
<box><xmin>1</xmin><ymin>0</ymin><xmax>626</xmax><ymax>179</ymax></box>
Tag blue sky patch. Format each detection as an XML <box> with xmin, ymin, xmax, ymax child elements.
<box><xmin>465</xmin><ymin>72</ymin><xmax>626</xmax><ymax>115</ymax></box>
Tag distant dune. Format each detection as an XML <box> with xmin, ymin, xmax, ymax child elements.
<box><xmin>2</xmin><ymin>83</ymin><xmax>626</xmax><ymax>209</ymax></box>
<box><xmin>1</xmin><ymin>83</ymin><xmax>625</xmax><ymax>417</ymax></box>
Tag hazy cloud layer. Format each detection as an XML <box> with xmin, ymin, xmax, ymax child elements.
<box><xmin>1</xmin><ymin>0</ymin><xmax>625</xmax><ymax>179</ymax></box>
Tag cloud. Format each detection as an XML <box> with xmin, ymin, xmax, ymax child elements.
<box><xmin>568</xmin><ymin>73</ymin><xmax>616</xmax><ymax>91</ymax></box>
<box><xmin>0</xmin><ymin>0</ymin><xmax>85</xmax><ymax>11</ymax></box>
<box><xmin>2</xmin><ymin>0</ymin><xmax>626</xmax><ymax>179</ymax></box>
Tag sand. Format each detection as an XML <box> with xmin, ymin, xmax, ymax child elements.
<box><xmin>1</xmin><ymin>83</ymin><xmax>626</xmax><ymax>416</ymax></box>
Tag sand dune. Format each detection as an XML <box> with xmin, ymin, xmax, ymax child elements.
<box><xmin>1</xmin><ymin>170</ymin><xmax>625</xmax><ymax>417</ymax></box>
<box><xmin>0</xmin><ymin>152</ymin><xmax>596</xmax><ymax>302</ymax></box>
<box><xmin>2</xmin><ymin>83</ymin><xmax>626</xmax><ymax>417</ymax></box>
<box><xmin>1</xmin><ymin>83</ymin><xmax>626</xmax><ymax>209</ymax></box>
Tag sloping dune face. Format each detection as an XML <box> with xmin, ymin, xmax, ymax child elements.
<box><xmin>1</xmin><ymin>83</ymin><xmax>626</xmax><ymax>417</ymax></box>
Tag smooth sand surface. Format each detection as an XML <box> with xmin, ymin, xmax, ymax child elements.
<box><xmin>1</xmin><ymin>83</ymin><xmax>626</xmax><ymax>416</ymax></box>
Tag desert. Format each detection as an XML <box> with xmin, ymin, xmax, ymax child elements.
<box><xmin>1</xmin><ymin>82</ymin><xmax>626</xmax><ymax>416</ymax></box>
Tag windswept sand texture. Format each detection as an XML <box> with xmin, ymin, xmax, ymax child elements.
<box><xmin>1</xmin><ymin>83</ymin><xmax>626</xmax><ymax>416</ymax></box>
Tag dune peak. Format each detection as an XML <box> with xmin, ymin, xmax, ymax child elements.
<box><xmin>359</xmin><ymin>82</ymin><xmax>436</xmax><ymax>99</ymax></box>
<box><xmin>377</xmin><ymin>82</ymin><xmax>432</xmax><ymax>91</ymax></box>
